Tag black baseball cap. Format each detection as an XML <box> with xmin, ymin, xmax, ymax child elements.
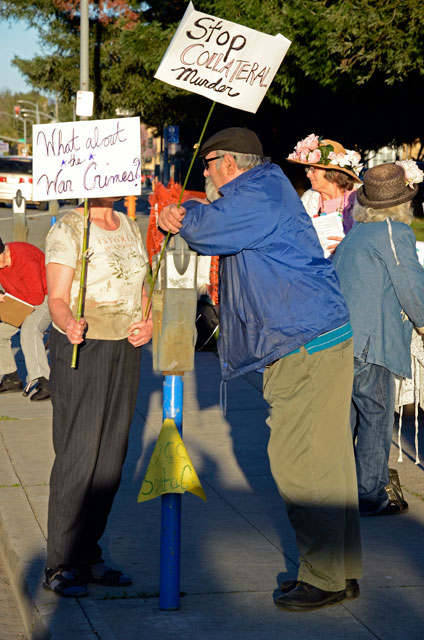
<box><xmin>199</xmin><ymin>127</ymin><xmax>263</xmax><ymax>158</ymax></box>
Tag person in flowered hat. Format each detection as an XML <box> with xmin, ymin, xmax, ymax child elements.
<box><xmin>287</xmin><ymin>134</ymin><xmax>363</xmax><ymax>253</ymax></box>
<box><xmin>333</xmin><ymin>160</ymin><xmax>424</xmax><ymax>516</ymax></box>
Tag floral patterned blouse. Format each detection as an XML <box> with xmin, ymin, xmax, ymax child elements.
<box><xmin>45</xmin><ymin>210</ymin><xmax>149</xmax><ymax>340</ymax></box>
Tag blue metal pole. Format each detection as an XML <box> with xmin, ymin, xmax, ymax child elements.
<box><xmin>159</xmin><ymin>374</ymin><xmax>183</xmax><ymax>610</ymax></box>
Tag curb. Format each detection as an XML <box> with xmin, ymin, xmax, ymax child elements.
<box><xmin>0</xmin><ymin>446</ymin><xmax>95</xmax><ymax>639</ymax></box>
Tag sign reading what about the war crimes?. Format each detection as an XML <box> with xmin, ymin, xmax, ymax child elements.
<box><xmin>155</xmin><ymin>2</ymin><xmax>291</xmax><ymax>114</ymax></box>
<box><xmin>32</xmin><ymin>117</ymin><xmax>142</xmax><ymax>201</ymax></box>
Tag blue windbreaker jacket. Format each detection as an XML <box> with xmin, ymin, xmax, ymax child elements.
<box><xmin>181</xmin><ymin>162</ymin><xmax>349</xmax><ymax>380</ymax></box>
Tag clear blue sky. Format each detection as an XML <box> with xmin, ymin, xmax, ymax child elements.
<box><xmin>0</xmin><ymin>20</ymin><xmax>40</xmax><ymax>93</ymax></box>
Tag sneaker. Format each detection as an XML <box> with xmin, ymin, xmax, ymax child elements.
<box><xmin>0</xmin><ymin>374</ymin><xmax>23</xmax><ymax>393</ymax></box>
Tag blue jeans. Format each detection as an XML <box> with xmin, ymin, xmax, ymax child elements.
<box><xmin>350</xmin><ymin>359</ymin><xmax>395</xmax><ymax>514</ymax></box>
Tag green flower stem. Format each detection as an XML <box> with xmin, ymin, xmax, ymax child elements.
<box><xmin>71</xmin><ymin>198</ymin><xmax>89</xmax><ymax>368</ymax></box>
<box><xmin>144</xmin><ymin>100</ymin><xmax>216</xmax><ymax>318</ymax></box>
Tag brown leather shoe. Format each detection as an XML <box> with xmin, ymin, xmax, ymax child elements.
<box><xmin>280</xmin><ymin>578</ymin><xmax>360</xmax><ymax>600</ymax></box>
<box><xmin>275</xmin><ymin>582</ymin><xmax>346</xmax><ymax>611</ymax></box>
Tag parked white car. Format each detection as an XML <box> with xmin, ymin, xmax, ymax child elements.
<box><xmin>0</xmin><ymin>156</ymin><xmax>47</xmax><ymax>210</ymax></box>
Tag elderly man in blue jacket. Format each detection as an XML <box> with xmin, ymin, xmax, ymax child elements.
<box><xmin>158</xmin><ymin>127</ymin><xmax>361</xmax><ymax>611</ymax></box>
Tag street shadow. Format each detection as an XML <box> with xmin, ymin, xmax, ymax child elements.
<box><xmin>20</xmin><ymin>346</ymin><xmax>424</xmax><ymax>638</ymax></box>
<box><xmin>98</xmin><ymin>347</ymin><xmax>424</xmax><ymax>637</ymax></box>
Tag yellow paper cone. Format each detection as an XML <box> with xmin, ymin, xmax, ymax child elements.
<box><xmin>138</xmin><ymin>418</ymin><xmax>206</xmax><ymax>503</ymax></box>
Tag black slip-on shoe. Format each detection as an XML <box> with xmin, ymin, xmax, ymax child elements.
<box><xmin>280</xmin><ymin>578</ymin><xmax>359</xmax><ymax>600</ymax></box>
<box><xmin>0</xmin><ymin>376</ymin><xmax>23</xmax><ymax>393</ymax></box>
<box><xmin>30</xmin><ymin>387</ymin><xmax>51</xmax><ymax>401</ymax></box>
<box><xmin>30</xmin><ymin>376</ymin><xmax>50</xmax><ymax>401</ymax></box>
<box><xmin>275</xmin><ymin>582</ymin><xmax>346</xmax><ymax>611</ymax></box>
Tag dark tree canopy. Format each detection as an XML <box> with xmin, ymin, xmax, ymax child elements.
<box><xmin>0</xmin><ymin>0</ymin><xmax>422</xmax><ymax>161</ymax></box>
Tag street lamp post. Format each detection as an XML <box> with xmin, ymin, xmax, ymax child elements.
<box><xmin>17</xmin><ymin>100</ymin><xmax>40</xmax><ymax>124</ymax></box>
<box><xmin>22</xmin><ymin>115</ymin><xmax>34</xmax><ymax>139</ymax></box>
<box><xmin>19</xmin><ymin>107</ymin><xmax>56</xmax><ymax>123</ymax></box>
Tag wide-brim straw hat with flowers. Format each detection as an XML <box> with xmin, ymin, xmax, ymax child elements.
<box><xmin>286</xmin><ymin>133</ymin><xmax>363</xmax><ymax>183</ymax></box>
<box><xmin>357</xmin><ymin>161</ymin><xmax>422</xmax><ymax>209</ymax></box>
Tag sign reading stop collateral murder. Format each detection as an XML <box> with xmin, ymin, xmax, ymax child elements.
<box><xmin>155</xmin><ymin>2</ymin><xmax>291</xmax><ymax>114</ymax></box>
<box><xmin>32</xmin><ymin>117</ymin><xmax>142</xmax><ymax>201</ymax></box>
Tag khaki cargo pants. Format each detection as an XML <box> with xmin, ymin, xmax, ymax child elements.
<box><xmin>263</xmin><ymin>338</ymin><xmax>362</xmax><ymax>591</ymax></box>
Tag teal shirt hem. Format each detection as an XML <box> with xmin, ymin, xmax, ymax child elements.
<box><xmin>284</xmin><ymin>322</ymin><xmax>353</xmax><ymax>357</ymax></box>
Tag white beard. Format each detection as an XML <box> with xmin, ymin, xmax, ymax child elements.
<box><xmin>205</xmin><ymin>177</ymin><xmax>221</xmax><ymax>203</ymax></box>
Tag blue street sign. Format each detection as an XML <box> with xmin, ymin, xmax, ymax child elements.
<box><xmin>167</xmin><ymin>125</ymin><xmax>179</xmax><ymax>144</ymax></box>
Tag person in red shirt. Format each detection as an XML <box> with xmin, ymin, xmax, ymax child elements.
<box><xmin>0</xmin><ymin>238</ymin><xmax>51</xmax><ymax>400</ymax></box>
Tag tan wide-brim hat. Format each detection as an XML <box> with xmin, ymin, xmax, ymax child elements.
<box><xmin>356</xmin><ymin>163</ymin><xmax>418</xmax><ymax>209</ymax></box>
<box><xmin>286</xmin><ymin>139</ymin><xmax>362</xmax><ymax>183</ymax></box>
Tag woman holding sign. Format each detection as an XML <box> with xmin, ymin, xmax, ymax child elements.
<box><xmin>43</xmin><ymin>197</ymin><xmax>152</xmax><ymax>597</ymax></box>
<box><xmin>287</xmin><ymin>135</ymin><xmax>362</xmax><ymax>254</ymax></box>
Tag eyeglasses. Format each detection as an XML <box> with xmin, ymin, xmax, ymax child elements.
<box><xmin>202</xmin><ymin>155</ymin><xmax>226</xmax><ymax>170</ymax></box>
<box><xmin>305</xmin><ymin>166</ymin><xmax>318</xmax><ymax>174</ymax></box>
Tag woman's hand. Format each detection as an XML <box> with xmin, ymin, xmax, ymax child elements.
<box><xmin>65</xmin><ymin>317</ymin><xmax>87</xmax><ymax>344</ymax></box>
<box><xmin>158</xmin><ymin>204</ymin><xmax>186</xmax><ymax>234</ymax></box>
<box><xmin>127</xmin><ymin>318</ymin><xmax>153</xmax><ymax>347</ymax></box>
<box><xmin>326</xmin><ymin>236</ymin><xmax>344</xmax><ymax>254</ymax></box>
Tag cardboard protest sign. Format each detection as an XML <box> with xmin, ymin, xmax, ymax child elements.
<box><xmin>155</xmin><ymin>2</ymin><xmax>291</xmax><ymax>114</ymax></box>
<box><xmin>138</xmin><ymin>419</ymin><xmax>206</xmax><ymax>503</ymax></box>
<box><xmin>32</xmin><ymin>117</ymin><xmax>142</xmax><ymax>201</ymax></box>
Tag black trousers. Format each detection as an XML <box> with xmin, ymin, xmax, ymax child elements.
<box><xmin>46</xmin><ymin>329</ymin><xmax>142</xmax><ymax>569</ymax></box>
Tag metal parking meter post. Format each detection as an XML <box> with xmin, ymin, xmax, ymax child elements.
<box><xmin>12</xmin><ymin>189</ymin><xmax>28</xmax><ymax>241</ymax></box>
<box><xmin>152</xmin><ymin>234</ymin><xmax>198</xmax><ymax>611</ymax></box>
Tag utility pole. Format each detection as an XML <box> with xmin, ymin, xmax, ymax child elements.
<box><xmin>80</xmin><ymin>0</ymin><xmax>89</xmax><ymax>94</ymax></box>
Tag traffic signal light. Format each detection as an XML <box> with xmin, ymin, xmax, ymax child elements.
<box><xmin>14</xmin><ymin>105</ymin><xmax>20</xmax><ymax>117</ymax></box>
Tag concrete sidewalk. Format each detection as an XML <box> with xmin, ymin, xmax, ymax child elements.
<box><xmin>1</xmin><ymin>341</ymin><xmax>424</xmax><ymax>640</ymax></box>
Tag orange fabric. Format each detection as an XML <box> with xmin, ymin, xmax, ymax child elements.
<box><xmin>147</xmin><ymin>181</ymin><xmax>219</xmax><ymax>303</ymax></box>
<box><xmin>209</xmin><ymin>256</ymin><xmax>219</xmax><ymax>306</ymax></box>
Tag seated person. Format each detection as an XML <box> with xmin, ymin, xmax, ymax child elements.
<box><xmin>0</xmin><ymin>237</ymin><xmax>51</xmax><ymax>400</ymax></box>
